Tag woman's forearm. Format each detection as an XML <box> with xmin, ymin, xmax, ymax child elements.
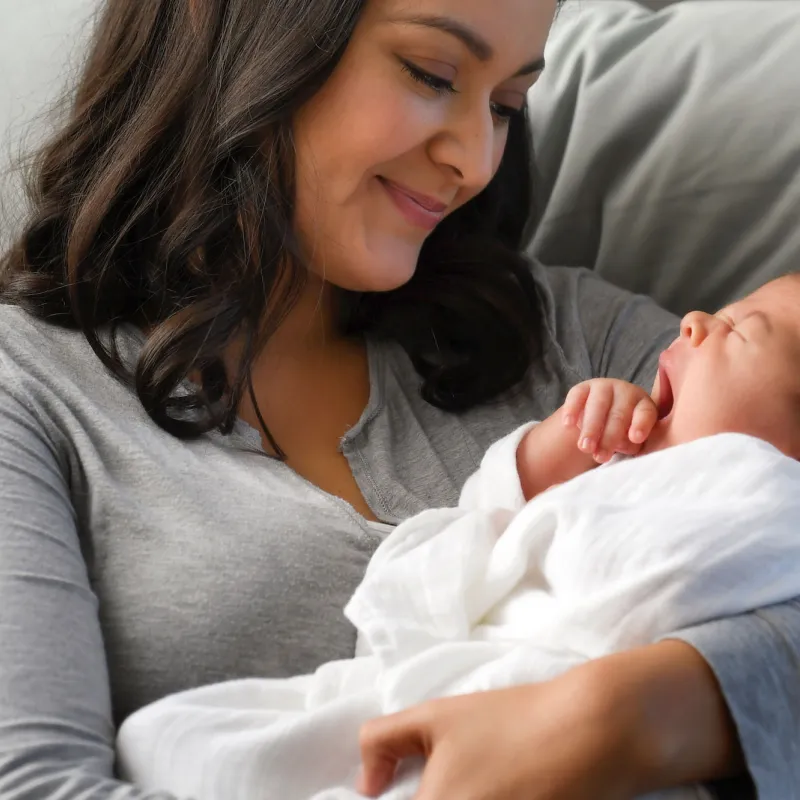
<box><xmin>589</xmin><ymin>639</ymin><xmax>744</xmax><ymax>794</ymax></box>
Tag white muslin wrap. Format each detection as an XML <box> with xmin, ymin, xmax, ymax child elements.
<box><xmin>117</xmin><ymin>430</ymin><xmax>800</xmax><ymax>800</ymax></box>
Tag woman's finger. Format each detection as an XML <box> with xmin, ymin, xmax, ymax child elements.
<box><xmin>578</xmin><ymin>383</ymin><xmax>613</xmax><ymax>454</ymax></box>
<box><xmin>562</xmin><ymin>383</ymin><xmax>591</xmax><ymax>428</ymax></box>
<box><xmin>358</xmin><ymin>709</ymin><xmax>430</xmax><ymax>797</ymax></box>
<box><xmin>413</xmin><ymin>752</ymin><xmax>462</xmax><ymax>800</ymax></box>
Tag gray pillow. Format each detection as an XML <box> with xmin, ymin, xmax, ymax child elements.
<box><xmin>527</xmin><ymin>0</ymin><xmax>800</xmax><ymax>314</ymax></box>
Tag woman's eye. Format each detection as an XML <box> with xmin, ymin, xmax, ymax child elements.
<box><xmin>400</xmin><ymin>60</ymin><xmax>457</xmax><ymax>95</ymax></box>
<box><xmin>401</xmin><ymin>60</ymin><xmax>525</xmax><ymax>127</ymax></box>
<box><xmin>490</xmin><ymin>102</ymin><xmax>525</xmax><ymax>126</ymax></box>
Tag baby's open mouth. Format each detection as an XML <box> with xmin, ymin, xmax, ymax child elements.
<box><xmin>656</xmin><ymin>360</ymin><xmax>674</xmax><ymax>420</ymax></box>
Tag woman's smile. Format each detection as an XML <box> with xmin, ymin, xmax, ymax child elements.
<box><xmin>376</xmin><ymin>175</ymin><xmax>450</xmax><ymax>231</ymax></box>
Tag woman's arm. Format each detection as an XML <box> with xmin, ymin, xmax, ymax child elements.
<box><xmin>358</xmin><ymin>637</ymin><xmax>743</xmax><ymax>800</ymax></box>
<box><xmin>357</xmin><ymin>633</ymin><xmax>748</xmax><ymax>800</ymax></box>
<box><xmin>590</xmin><ymin>640</ymin><xmax>745</xmax><ymax>792</ymax></box>
<box><xmin>0</xmin><ymin>372</ymin><xmax>179</xmax><ymax>799</ymax></box>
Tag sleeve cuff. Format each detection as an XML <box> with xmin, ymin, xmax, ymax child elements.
<box><xmin>667</xmin><ymin>599</ymin><xmax>800</xmax><ymax>800</ymax></box>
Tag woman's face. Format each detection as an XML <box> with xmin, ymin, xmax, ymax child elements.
<box><xmin>293</xmin><ymin>0</ymin><xmax>556</xmax><ymax>293</ymax></box>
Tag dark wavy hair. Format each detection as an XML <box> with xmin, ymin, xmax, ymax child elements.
<box><xmin>0</xmin><ymin>0</ymin><xmax>548</xmax><ymax>443</ymax></box>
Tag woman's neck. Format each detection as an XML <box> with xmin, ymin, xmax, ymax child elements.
<box><xmin>262</xmin><ymin>274</ymin><xmax>341</xmax><ymax>358</ymax></box>
<box><xmin>241</xmin><ymin>274</ymin><xmax>372</xmax><ymax>469</ymax></box>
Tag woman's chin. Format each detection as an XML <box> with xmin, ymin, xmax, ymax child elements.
<box><xmin>329</xmin><ymin>251</ymin><xmax>420</xmax><ymax>294</ymax></box>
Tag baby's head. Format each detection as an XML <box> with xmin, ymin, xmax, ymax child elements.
<box><xmin>647</xmin><ymin>273</ymin><xmax>800</xmax><ymax>458</ymax></box>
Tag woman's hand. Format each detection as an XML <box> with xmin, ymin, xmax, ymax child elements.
<box><xmin>358</xmin><ymin>641</ymin><xmax>744</xmax><ymax>800</ymax></box>
<box><xmin>562</xmin><ymin>379</ymin><xmax>659</xmax><ymax>463</ymax></box>
<box><xmin>358</xmin><ymin>661</ymin><xmax>641</xmax><ymax>800</ymax></box>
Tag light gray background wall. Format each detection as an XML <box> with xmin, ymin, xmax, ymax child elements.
<box><xmin>0</xmin><ymin>1</ymin><xmax>98</xmax><ymax>243</ymax></box>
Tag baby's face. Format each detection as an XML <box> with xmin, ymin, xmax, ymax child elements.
<box><xmin>647</xmin><ymin>274</ymin><xmax>800</xmax><ymax>458</ymax></box>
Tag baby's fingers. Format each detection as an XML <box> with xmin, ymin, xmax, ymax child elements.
<box><xmin>562</xmin><ymin>383</ymin><xmax>591</xmax><ymax>428</ymax></box>
<box><xmin>629</xmin><ymin>396</ymin><xmax>659</xmax><ymax>444</ymax></box>
<box><xmin>575</xmin><ymin>383</ymin><xmax>614</xmax><ymax>455</ymax></box>
<box><xmin>594</xmin><ymin>392</ymin><xmax>638</xmax><ymax>462</ymax></box>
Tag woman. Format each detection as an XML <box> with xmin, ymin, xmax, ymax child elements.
<box><xmin>0</xmin><ymin>0</ymin><xmax>795</xmax><ymax>798</ymax></box>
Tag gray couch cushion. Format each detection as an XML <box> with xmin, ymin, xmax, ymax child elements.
<box><xmin>528</xmin><ymin>0</ymin><xmax>800</xmax><ymax>313</ymax></box>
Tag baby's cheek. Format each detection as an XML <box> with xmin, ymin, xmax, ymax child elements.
<box><xmin>691</xmin><ymin>390</ymin><xmax>754</xmax><ymax>442</ymax></box>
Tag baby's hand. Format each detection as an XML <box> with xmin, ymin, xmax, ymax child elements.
<box><xmin>562</xmin><ymin>379</ymin><xmax>658</xmax><ymax>463</ymax></box>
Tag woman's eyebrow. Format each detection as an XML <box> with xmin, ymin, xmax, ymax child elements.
<box><xmin>394</xmin><ymin>14</ymin><xmax>546</xmax><ymax>76</ymax></box>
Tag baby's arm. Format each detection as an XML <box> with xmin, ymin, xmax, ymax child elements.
<box><xmin>518</xmin><ymin>379</ymin><xmax>659</xmax><ymax>501</ymax></box>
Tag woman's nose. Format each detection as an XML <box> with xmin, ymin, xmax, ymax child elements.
<box><xmin>680</xmin><ymin>310</ymin><xmax>725</xmax><ymax>346</ymax></box>
<box><xmin>430</xmin><ymin>109</ymin><xmax>497</xmax><ymax>193</ymax></box>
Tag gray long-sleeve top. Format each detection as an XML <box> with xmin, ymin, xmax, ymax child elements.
<box><xmin>0</xmin><ymin>263</ymin><xmax>796</xmax><ymax>799</ymax></box>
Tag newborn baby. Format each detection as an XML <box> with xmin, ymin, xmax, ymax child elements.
<box><xmin>517</xmin><ymin>271</ymin><xmax>800</xmax><ymax>500</ymax></box>
<box><xmin>117</xmin><ymin>274</ymin><xmax>800</xmax><ymax>800</ymax></box>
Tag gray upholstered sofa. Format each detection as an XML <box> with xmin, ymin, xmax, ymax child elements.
<box><xmin>527</xmin><ymin>0</ymin><xmax>800</xmax><ymax>313</ymax></box>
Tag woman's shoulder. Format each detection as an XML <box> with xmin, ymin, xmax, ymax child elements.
<box><xmin>0</xmin><ymin>303</ymin><xmax>86</xmax><ymax>362</ymax></box>
<box><xmin>0</xmin><ymin>304</ymin><xmax>102</xmax><ymax>385</ymax></box>
<box><xmin>0</xmin><ymin>304</ymin><xmax>140</xmax><ymax>426</ymax></box>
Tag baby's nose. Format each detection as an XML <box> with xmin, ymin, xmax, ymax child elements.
<box><xmin>680</xmin><ymin>311</ymin><xmax>722</xmax><ymax>346</ymax></box>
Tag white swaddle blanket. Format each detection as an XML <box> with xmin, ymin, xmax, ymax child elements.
<box><xmin>117</xmin><ymin>429</ymin><xmax>800</xmax><ymax>800</ymax></box>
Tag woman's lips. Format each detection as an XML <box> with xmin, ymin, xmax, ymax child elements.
<box><xmin>656</xmin><ymin>352</ymin><xmax>675</xmax><ymax>420</ymax></box>
<box><xmin>378</xmin><ymin>177</ymin><xmax>447</xmax><ymax>232</ymax></box>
